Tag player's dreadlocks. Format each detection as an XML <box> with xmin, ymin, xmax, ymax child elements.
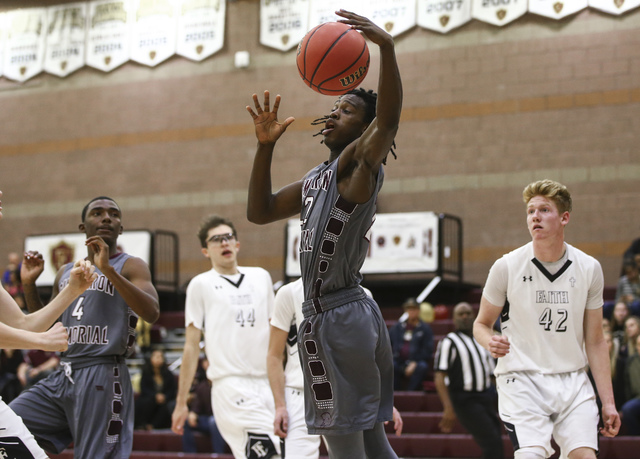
<box><xmin>311</xmin><ymin>88</ymin><xmax>397</xmax><ymax>163</ymax></box>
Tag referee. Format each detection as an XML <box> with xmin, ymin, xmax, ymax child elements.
<box><xmin>434</xmin><ymin>302</ymin><xmax>504</xmax><ymax>459</ymax></box>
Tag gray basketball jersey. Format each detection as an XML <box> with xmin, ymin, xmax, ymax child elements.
<box><xmin>58</xmin><ymin>253</ymin><xmax>137</xmax><ymax>358</ymax></box>
<box><xmin>299</xmin><ymin>159</ymin><xmax>383</xmax><ymax>300</ymax></box>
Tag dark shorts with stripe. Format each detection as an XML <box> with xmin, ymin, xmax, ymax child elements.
<box><xmin>299</xmin><ymin>286</ymin><xmax>394</xmax><ymax>435</ymax></box>
<box><xmin>9</xmin><ymin>356</ymin><xmax>133</xmax><ymax>458</ymax></box>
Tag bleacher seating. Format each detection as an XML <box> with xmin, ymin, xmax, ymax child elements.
<box><xmin>50</xmin><ymin>292</ymin><xmax>640</xmax><ymax>458</ymax></box>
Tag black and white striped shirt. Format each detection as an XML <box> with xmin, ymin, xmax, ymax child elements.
<box><xmin>434</xmin><ymin>331</ymin><xmax>495</xmax><ymax>392</ymax></box>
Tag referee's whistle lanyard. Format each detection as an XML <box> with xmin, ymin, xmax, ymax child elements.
<box><xmin>60</xmin><ymin>361</ymin><xmax>75</xmax><ymax>384</ymax></box>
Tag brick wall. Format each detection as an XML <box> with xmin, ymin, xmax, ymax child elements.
<box><xmin>0</xmin><ymin>2</ymin><xmax>638</xmax><ymax>292</ymax></box>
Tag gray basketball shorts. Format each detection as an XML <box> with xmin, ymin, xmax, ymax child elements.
<box><xmin>9</xmin><ymin>356</ymin><xmax>133</xmax><ymax>459</ymax></box>
<box><xmin>299</xmin><ymin>288</ymin><xmax>394</xmax><ymax>435</ymax></box>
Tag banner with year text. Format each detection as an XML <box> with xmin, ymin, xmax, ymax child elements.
<box><xmin>45</xmin><ymin>2</ymin><xmax>88</xmax><ymax>77</ymax></box>
<box><xmin>3</xmin><ymin>8</ymin><xmax>47</xmax><ymax>82</ymax></box>
<box><xmin>471</xmin><ymin>0</ymin><xmax>528</xmax><ymax>26</ymax></box>
<box><xmin>362</xmin><ymin>0</ymin><xmax>417</xmax><ymax>37</ymax></box>
<box><xmin>417</xmin><ymin>0</ymin><xmax>472</xmax><ymax>33</ymax></box>
<box><xmin>86</xmin><ymin>0</ymin><xmax>132</xmax><ymax>72</ymax></box>
<box><xmin>177</xmin><ymin>0</ymin><xmax>226</xmax><ymax>61</ymax></box>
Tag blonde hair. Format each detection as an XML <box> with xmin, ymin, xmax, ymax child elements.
<box><xmin>522</xmin><ymin>179</ymin><xmax>572</xmax><ymax>214</ymax></box>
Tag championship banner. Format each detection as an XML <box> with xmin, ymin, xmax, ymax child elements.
<box><xmin>131</xmin><ymin>0</ymin><xmax>178</xmax><ymax>67</ymax></box>
<box><xmin>528</xmin><ymin>0</ymin><xmax>587</xmax><ymax>18</ymax></box>
<box><xmin>260</xmin><ymin>0</ymin><xmax>309</xmax><ymax>52</ymax></box>
<box><xmin>0</xmin><ymin>14</ymin><xmax>5</xmax><ymax>78</ymax></box>
<box><xmin>361</xmin><ymin>0</ymin><xmax>417</xmax><ymax>37</ymax></box>
<box><xmin>44</xmin><ymin>2</ymin><xmax>88</xmax><ymax>78</ymax></box>
<box><xmin>86</xmin><ymin>0</ymin><xmax>132</xmax><ymax>72</ymax></box>
<box><xmin>24</xmin><ymin>231</ymin><xmax>152</xmax><ymax>287</ymax></box>
<box><xmin>589</xmin><ymin>0</ymin><xmax>640</xmax><ymax>14</ymax></box>
<box><xmin>176</xmin><ymin>0</ymin><xmax>226</xmax><ymax>61</ymax></box>
<box><xmin>417</xmin><ymin>0</ymin><xmax>472</xmax><ymax>33</ymax></box>
<box><xmin>471</xmin><ymin>0</ymin><xmax>528</xmax><ymax>26</ymax></box>
<box><xmin>285</xmin><ymin>212</ymin><xmax>440</xmax><ymax>277</ymax></box>
<box><xmin>3</xmin><ymin>8</ymin><xmax>47</xmax><ymax>83</ymax></box>
<box><xmin>308</xmin><ymin>0</ymin><xmax>350</xmax><ymax>28</ymax></box>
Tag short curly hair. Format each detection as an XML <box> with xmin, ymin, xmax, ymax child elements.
<box><xmin>196</xmin><ymin>215</ymin><xmax>237</xmax><ymax>248</ymax></box>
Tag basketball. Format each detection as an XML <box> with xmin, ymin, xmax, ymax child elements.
<box><xmin>296</xmin><ymin>22</ymin><xmax>370</xmax><ymax>95</ymax></box>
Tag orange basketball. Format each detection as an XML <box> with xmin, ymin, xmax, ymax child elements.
<box><xmin>296</xmin><ymin>22</ymin><xmax>370</xmax><ymax>96</ymax></box>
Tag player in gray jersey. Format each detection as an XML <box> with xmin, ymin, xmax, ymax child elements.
<box><xmin>0</xmin><ymin>190</ymin><xmax>98</xmax><ymax>459</ymax></box>
<box><xmin>11</xmin><ymin>196</ymin><xmax>160</xmax><ymax>459</ymax></box>
<box><xmin>247</xmin><ymin>9</ymin><xmax>402</xmax><ymax>459</ymax></box>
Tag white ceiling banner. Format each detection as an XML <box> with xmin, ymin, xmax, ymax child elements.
<box><xmin>176</xmin><ymin>0</ymin><xmax>226</xmax><ymax>61</ymax></box>
<box><xmin>131</xmin><ymin>0</ymin><xmax>178</xmax><ymax>67</ymax></box>
<box><xmin>417</xmin><ymin>0</ymin><xmax>472</xmax><ymax>33</ymax></box>
<box><xmin>3</xmin><ymin>8</ymin><xmax>47</xmax><ymax>82</ymax></box>
<box><xmin>0</xmin><ymin>14</ymin><xmax>5</xmax><ymax>78</ymax></box>
<box><xmin>86</xmin><ymin>0</ymin><xmax>132</xmax><ymax>72</ymax></box>
<box><xmin>529</xmin><ymin>0</ymin><xmax>587</xmax><ymax>18</ymax></box>
<box><xmin>260</xmin><ymin>0</ymin><xmax>309</xmax><ymax>52</ymax></box>
<box><xmin>361</xmin><ymin>0</ymin><xmax>417</xmax><ymax>37</ymax></box>
<box><xmin>471</xmin><ymin>0</ymin><xmax>528</xmax><ymax>26</ymax></box>
<box><xmin>308</xmin><ymin>0</ymin><xmax>351</xmax><ymax>28</ymax></box>
<box><xmin>589</xmin><ymin>0</ymin><xmax>640</xmax><ymax>14</ymax></box>
<box><xmin>44</xmin><ymin>2</ymin><xmax>88</xmax><ymax>78</ymax></box>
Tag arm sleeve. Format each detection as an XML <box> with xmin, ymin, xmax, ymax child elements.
<box><xmin>586</xmin><ymin>259</ymin><xmax>605</xmax><ymax>310</ymax></box>
<box><xmin>482</xmin><ymin>257</ymin><xmax>509</xmax><ymax>307</ymax></box>
<box><xmin>184</xmin><ymin>277</ymin><xmax>205</xmax><ymax>330</ymax></box>
<box><xmin>271</xmin><ymin>283</ymin><xmax>295</xmax><ymax>332</ymax></box>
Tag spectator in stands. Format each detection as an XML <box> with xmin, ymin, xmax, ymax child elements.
<box><xmin>181</xmin><ymin>357</ymin><xmax>226</xmax><ymax>454</ymax></box>
<box><xmin>611</xmin><ymin>301</ymin><xmax>630</xmax><ymax>340</ymax></box>
<box><xmin>389</xmin><ymin>297</ymin><xmax>434</xmax><ymax>391</ymax></box>
<box><xmin>622</xmin><ymin>238</ymin><xmax>640</xmax><ymax>273</ymax></box>
<box><xmin>621</xmin><ymin>334</ymin><xmax>640</xmax><ymax>435</ymax></box>
<box><xmin>434</xmin><ymin>302</ymin><xmax>503</xmax><ymax>459</ymax></box>
<box><xmin>617</xmin><ymin>260</ymin><xmax>640</xmax><ymax>314</ymax></box>
<box><xmin>17</xmin><ymin>350</ymin><xmax>59</xmax><ymax>389</ymax></box>
<box><xmin>135</xmin><ymin>349</ymin><xmax>177</xmax><ymax>430</ymax></box>
<box><xmin>1</xmin><ymin>252</ymin><xmax>21</xmax><ymax>287</ymax></box>
<box><xmin>0</xmin><ymin>348</ymin><xmax>25</xmax><ymax>403</ymax></box>
<box><xmin>621</xmin><ymin>316</ymin><xmax>640</xmax><ymax>359</ymax></box>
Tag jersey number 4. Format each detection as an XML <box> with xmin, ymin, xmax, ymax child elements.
<box><xmin>72</xmin><ymin>297</ymin><xmax>86</xmax><ymax>320</ymax></box>
<box><xmin>538</xmin><ymin>307</ymin><xmax>568</xmax><ymax>332</ymax></box>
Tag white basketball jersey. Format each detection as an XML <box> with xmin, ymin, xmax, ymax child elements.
<box><xmin>270</xmin><ymin>278</ymin><xmax>305</xmax><ymax>390</ymax></box>
<box><xmin>483</xmin><ymin>242</ymin><xmax>604</xmax><ymax>375</ymax></box>
<box><xmin>185</xmin><ymin>266</ymin><xmax>274</xmax><ymax>381</ymax></box>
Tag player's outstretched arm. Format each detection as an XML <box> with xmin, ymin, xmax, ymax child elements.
<box><xmin>338</xmin><ymin>9</ymin><xmax>402</xmax><ymax>170</ymax></box>
<box><xmin>246</xmin><ymin>91</ymin><xmax>301</xmax><ymax>225</ymax></box>
<box><xmin>20</xmin><ymin>250</ymin><xmax>51</xmax><ymax>313</ymax></box>
<box><xmin>87</xmin><ymin>236</ymin><xmax>160</xmax><ymax>324</ymax></box>
<box><xmin>7</xmin><ymin>259</ymin><xmax>97</xmax><ymax>333</ymax></box>
<box><xmin>172</xmin><ymin>324</ymin><xmax>202</xmax><ymax>435</ymax></box>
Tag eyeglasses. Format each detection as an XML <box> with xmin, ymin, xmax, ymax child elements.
<box><xmin>207</xmin><ymin>233</ymin><xmax>236</xmax><ymax>245</ymax></box>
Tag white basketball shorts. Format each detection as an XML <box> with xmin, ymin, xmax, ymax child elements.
<box><xmin>497</xmin><ymin>370</ymin><xmax>599</xmax><ymax>457</ymax></box>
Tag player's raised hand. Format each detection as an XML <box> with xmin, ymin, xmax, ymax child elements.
<box><xmin>488</xmin><ymin>335</ymin><xmax>510</xmax><ymax>358</ymax></box>
<box><xmin>336</xmin><ymin>9</ymin><xmax>392</xmax><ymax>48</ymax></box>
<box><xmin>85</xmin><ymin>236</ymin><xmax>110</xmax><ymax>272</ymax></box>
<box><xmin>21</xmin><ymin>251</ymin><xmax>45</xmax><ymax>284</ymax></box>
<box><xmin>40</xmin><ymin>322</ymin><xmax>69</xmax><ymax>352</ymax></box>
<box><xmin>67</xmin><ymin>259</ymin><xmax>97</xmax><ymax>293</ymax></box>
<box><xmin>247</xmin><ymin>91</ymin><xmax>295</xmax><ymax>146</ymax></box>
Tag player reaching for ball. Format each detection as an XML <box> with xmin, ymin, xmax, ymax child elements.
<box><xmin>247</xmin><ymin>9</ymin><xmax>402</xmax><ymax>459</ymax></box>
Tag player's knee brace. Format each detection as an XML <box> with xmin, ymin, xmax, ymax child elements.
<box><xmin>514</xmin><ymin>446</ymin><xmax>547</xmax><ymax>459</ymax></box>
